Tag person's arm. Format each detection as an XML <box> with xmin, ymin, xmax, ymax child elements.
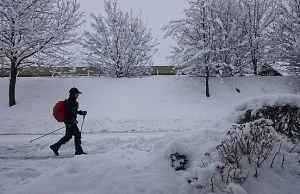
<box><xmin>64</xmin><ymin>100</ymin><xmax>73</xmax><ymax>124</ymax></box>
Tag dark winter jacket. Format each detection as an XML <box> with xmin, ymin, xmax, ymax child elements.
<box><xmin>64</xmin><ymin>96</ymin><xmax>83</xmax><ymax>125</ymax></box>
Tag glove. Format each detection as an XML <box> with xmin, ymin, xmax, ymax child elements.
<box><xmin>79</xmin><ymin>110</ymin><xmax>87</xmax><ymax>116</ymax></box>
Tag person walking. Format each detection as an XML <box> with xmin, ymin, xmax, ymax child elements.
<box><xmin>50</xmin><ymin>87</ymin><xmax>87</xmax><ymax>156</ymax></box>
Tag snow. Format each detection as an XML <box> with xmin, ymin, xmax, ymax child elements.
<box><xmin>0</xmin><ymin>75</ymin><xmax>299</xmax><ymax>194</ymax></box>
<box><xmin>228</xmin><ymin>94</ymin><xmax>300</xmax><ymax>123</ymax></box>
<box><xmin>0</xmin><ymin>76</ymin><xmax>292</xmax><ymax>135</ymax></box>
<box><xmin>190</xmin><ymin>162</ymin><xmax>225</xmax><ymax>186</ymax></box>
<box><xmin>164</xmin><ymin>141</ymin><xmax>192</xmax><ymax>159</ymax></box>
<box><xmin>223</xmin><ymin>183</ymin><xmax>248</xmax><ymax>194</ymax></box>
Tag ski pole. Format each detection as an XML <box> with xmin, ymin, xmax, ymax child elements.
<box><xmin>29</xmin><ymin>126</ymin><xmax>65</xmax><ymax>143</ymax></box>
<box><xmin>80</xmin><ymin>115</ymin><xmax>86</xmax><ymax>132</ymax></box>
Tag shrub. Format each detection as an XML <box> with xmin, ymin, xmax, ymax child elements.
<box><xmin>238</xmin><ymin>105</ymin><xmax>300</xmax><ymax>142</ymax></box>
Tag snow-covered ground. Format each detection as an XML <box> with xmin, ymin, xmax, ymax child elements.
<box><xmin>0</xmin><ymin>76</ymin><xmax>291</xmax><ymax>135</ymax></box>
<box><xmin>0</xmin><ymin>76</ymin><xmax>299</xmax><ymax>194</ymax></box>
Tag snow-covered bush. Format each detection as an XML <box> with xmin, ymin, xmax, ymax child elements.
<box><xmin>185</xmin><ymin>162</ymin><xmax>225</xmax><ymax>193</ymax></box>
<box><xmin>164</xmin><ymin>95</ymin><xmax>300</xmax><ymax>193</ymax></box>
<box><xmin>179</xmin><ymin>118</ymin><xmax>299</xmax><ymax>194</ymax></box>
<box><xmin>183</xmin><ymin>157</ymin><xmax>250</xmax><ymax>193</ymax></box>
<box><xmin>239</xmin><ymin>105</ymin><xmax>300</xmax><ymax>142</ymax></box>
<box><xmin>181</xmin><ymin>119</ymin><xmax>275</xmax><ymax>193</ymax></box>
<box><xmin>222</xmin><ymin>183</ymin><xmax>248</xmax><ymax>194</ymax></box>
<box><xmin>231</xmin><ymin>95</ymin><xmax>300</xmax><ymax>142</ymax></box>
<box><xmin>217</xmin><ymin>119</ymin><xmax>276</xmax><ymax>177</ymax></box>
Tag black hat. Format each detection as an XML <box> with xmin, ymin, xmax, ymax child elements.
<box><xmin>69</xmin><ymin>87</ymin><xmax>82</xmax><ymax>95</ymax></box>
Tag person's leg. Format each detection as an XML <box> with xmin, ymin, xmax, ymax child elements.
<box><xmin>50</xmin><ymin>125</ymin><xmax>73</xmax><ymax>156</ymax></box>
<box><xmin>73</xmin><ymin>124</ymin><xmax>86</xmax><ymax>155</ymax></box>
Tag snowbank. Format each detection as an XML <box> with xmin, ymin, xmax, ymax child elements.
<box><xmin>227</xmin><ymin>94</ymin><xmax>300</xmax><ymax>123</ymax></box>
<box><xmin>7</xmin><ymin>150</ymin><xmax>184</xmax><ymax>194</ymax></box>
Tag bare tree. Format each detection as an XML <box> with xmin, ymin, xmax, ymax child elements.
<box><xmin>0</xmin><ymin>0</ymin><xmax>84</xmax><ymax>106</ymax></box>
<box><xmin>82</xmin><ymin>0</ymin><xmax>158</xmax><ymax>78</ymax></box>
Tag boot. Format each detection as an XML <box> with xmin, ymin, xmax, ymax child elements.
<box><xmin>50</xmin><ymin>144</ymin><xmax>60</xmax><ymax>156</ymax></box>
<box><xmin>74</xmin><ymin>137</ymin><xmax>86</xmax><ymax>155</ymax></box>
<box><xmin>75</xmin><ymin>147</ymin><xmax>87</xmax><ymax>155</ymax></box>
<box><xmin>50</xmin><ymin>135</ymin><xmax>71</xmax><ymax>156</ymax></box>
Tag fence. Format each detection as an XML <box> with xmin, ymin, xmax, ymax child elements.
<box><xmin>0</xmin><ymin>66</ymin><xmax>177</xmax><ymax>77</ymax></box>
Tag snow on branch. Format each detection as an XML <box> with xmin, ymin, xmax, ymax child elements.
<box><xmin>162</xmin><ymin>0</ymin><xmax>249</xmax><ymax>77</ymax></box>
<box><xmin>270</xmin><ymin>0</ymin><xmax>300</xmax><ymax>68</ymax></box>
<box><xmin>217</xmin><ymin>119</ymin><xmax>276</xmax><ymax>177</ymax></box>
<box><xmin>81</xmin><ymin>0</ymin><xmax>158</xmax><ymax>78</ymax></box>
<box><xmin>0</xmin><ymin>0</ymin><xmax>84</xmax><ymax>69</ymax></box>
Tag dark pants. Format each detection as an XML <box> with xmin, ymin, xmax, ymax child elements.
<box><xmin>53</xmin><ymin>124</ymin><xmax>82</xmax><ymax>152</ymax></box>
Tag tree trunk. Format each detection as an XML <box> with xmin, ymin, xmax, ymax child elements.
<box><xmin>253</xmin><ymin>56</ymin><xmax>258</xmax><ymax>75</ymax></box>
<box><xmin>205</xmin><ymin>66</ymin><xmax>210</xmax><ymax>97</ymax></box>
<box><xmin>252</xmin><ymin>48</ymin><xmax>258</xmax><ymax>75</ymax></box>
<box><xmin>1</xmin><ymin>57</ymin><xmax>3</xmax><ymax>78</ymax></box>
<box><xmin>9</xmin><ymin>59</ymin><xmax>17</xmax><ymax>107</ymax></box>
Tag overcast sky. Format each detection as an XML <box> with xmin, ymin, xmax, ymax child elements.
<box><xmin>78</xmin><ymin>0</ymin><xmax>188</xmax><ymax>66</ymax></box>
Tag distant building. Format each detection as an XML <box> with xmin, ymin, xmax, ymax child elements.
<box><xmin>258</xmin><ymin>64</ymin><xmax>282</xmax><ymax>76</ymax></box>
<box><xmin>151</xmin><ymin>66</ymin><xmax>176</xmax><ymax>75</ymax></box>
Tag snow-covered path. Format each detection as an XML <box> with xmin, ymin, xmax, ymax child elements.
<box><xmin>0</xmin><ymin>117</ymin><xmax>231</xmax><ymax>194</ymax></box>
<box><xmin>0</xmin><ymin>133</ymin><xmax>166</xmax><ymax>194</ymax></box>
<box><xmin>0</xmin><ymin>133</ymin><xmax>165</xmax><ymax>159</ymax></box>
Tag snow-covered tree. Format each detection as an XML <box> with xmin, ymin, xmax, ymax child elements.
<box><xmin>81</xmin><ymin>0</ymin><xmax>158</xmax><ymax>78</ymax></box>
<box><xmin>0</xmin><ymin>48</ymin><xmax>4</xmax><ymax>78</ymax></box>
<box><xmin>0</xmin><ymin>0</ymin><xmax>84</xmax><ymax>106</ymax></box>
<box><xmin>209</xmin><ymin>0</ymin><xmax>249</xmax><ymax>76</ymax></box>
<box><xmin>239</xmin><ymin>0</ymin><xmax>277</xmax><ymax>75</ymax></box>
<box><xmin>270</xmin><ymin>0</ymin><xmax>300</xmax><ymax>73</ymax></box>
<box><xmin>163</xmin><ymin>0</ymin><xmax>243</xmax><ymax>97</ymax></box>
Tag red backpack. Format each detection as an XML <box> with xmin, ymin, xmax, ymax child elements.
<box><xmin>53</xmin><ymin>101</ymin><xmax>65</xmax><ymax>122</ymax></box>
